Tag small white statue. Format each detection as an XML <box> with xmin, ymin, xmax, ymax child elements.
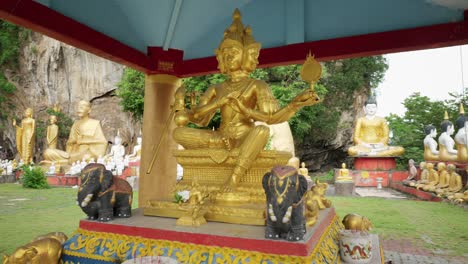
<box><xmin>176</xmin><ymin>164</ymin><xmax>184</xmax><ymax>181</ymax></box>
<box><xmin>106</xmin><ymin>131</ymin><xmax>125</xmax><ymax>164</ymax></box>
<box><xmin>48</xmin><ymin>162</ymin><xmax>56</xmax><ymax>175</ymax></box>
<box><xmin>127</xmin><ymin>136</ymin><xmax>142</xmax><ymax>162</ymax></box>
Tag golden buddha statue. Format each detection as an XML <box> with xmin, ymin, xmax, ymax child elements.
<box><xmin>423</xmin><ymin>124</ymin><xmax>439</xmax><ymax>161</ymax></box>
<box><xmin>347</xmin><ymin>97</ymin><xmax>404</xmax><ymax>157</ymax></box>
<box><xmin>438</xmin><ymin>111</ymin><xmax>458</xmax><ymax>162</ymax></box>
<box><xmin>411</xmin><ymin>161</ymin><xmax>428</xmax><ymax>187</ymax></box>
<box><xmin>46</xmin><ymin>115</ymin><xmax>59</xmax><ymax>149</ymax></box>
<box><xmin>454</xmin><ymin>105</ymin><xmax>468</xmax><ymax>163</ymax></box>
<box><xmin>434</xmin><ymin>162</ymin><xmax>450</xmax><ymax>195</ymax></box>
<box><xmin>13</xmin><ymin>108</ymin><xmax>35</xmax><ymax>164</ymax></box>
<box><xmin>448</xmin><ymin>190</ymin><xmax>468</xmax><ymax>203</ymax></box>
<box><xmin>417</xmin><ymin>163</ymin><xmax>437</xmax><ymax>190</ymax></box>
<box><xmin>336</xmin><ymin>163</ymin><xmax>353</xmax><ymax>181</ymax></box>
<box><xmin>442</xmin><ymin>164</ymin><xmax>463</xmax><ymax>197</ymax></box>
<box><xmin>43</xmin><ymin>101</ymin><xmax>107</xmax><ymax>164</ymax></box>
<box><xmin>172</xmin><ymin>10</ymin><xmax>321</xmax><ymax>192</ymax></box>
<box><xmin>422</xmin><ymin>162</ymin><xmax>442</xmax><ymax>192</ymax></box>
<box><xmin>298</xmin><ymin>162</ymin><xmax>311</xmax><ymax>181</ymax></box>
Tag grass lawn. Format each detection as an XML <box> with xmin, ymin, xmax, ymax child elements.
<box><xmin>0</xmin><ymin>183</ymin><xmax>138</xmax><ymax>255</ymax></box>
<box><xmin>0</xmin><ymin>183</ymin><xmax>466</xmax><ymax>257</ymax></box>
<box><xmin>330</xmin><ymin>196</ymin><xmax>468</xmax><ymax>256</ymax></box>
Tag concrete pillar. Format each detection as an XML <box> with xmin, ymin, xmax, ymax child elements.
<box><xmin>139</xmin><ymin>74</ymin><xmax>180</xmax><ymax>206</ymax></box>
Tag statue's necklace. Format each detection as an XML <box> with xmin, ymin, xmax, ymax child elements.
<box><xmin>274</xmin><ymin>176</ymin><xmax>290</xmax><ymax>204</ymax></box>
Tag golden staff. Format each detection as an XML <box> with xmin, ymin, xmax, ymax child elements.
<box><xmin>146</xmin><ymin>105</ymin><xmax>175</xmax><ymax>174</ymax></box>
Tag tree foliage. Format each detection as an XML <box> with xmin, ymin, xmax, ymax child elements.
<box><xmin>116</xmin><ymin>68</ymin><xmax>145</xmax><ymax>121</ymax></box>
<box><xmin>387</xmin><ymin>92</ymin><xmax>463</xmax><ymax>168</ymax></box>
<box><xmin>116</xmin><ymin>56</ymin><xmax>388</xmax><ymax>144</ymax></box>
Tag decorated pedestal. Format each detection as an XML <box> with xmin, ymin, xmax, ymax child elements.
<box><xmin>346</xmin><ymin>157</ymin><xmax>403</xmax><ymax>187</ymax></box>
<box><xmin>62</xmin><ymin>208</ymin><xmax>342</xmax><ymax>264</ymax></box>
<box><xmin>144</xmin><ymin>149</ymin><xmax>291</xmax><ymax>225</ymax></box>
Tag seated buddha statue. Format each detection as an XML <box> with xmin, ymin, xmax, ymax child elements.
<box><xmin>298</xmin><ymin>162</ymin><xmax>311</xmax><ymax>181</ymax></box>
<box><xmin>438</xmin><ymin>112</ymin><xmax>458</xmax><ymax>162</ymax></box>
<box><xmin>126</xmin><ymin>136</ymin><xmax>142</xmax><ymax>162</ymax></box>
<box><xmin>423</xmin><ymin>162</ymin><xmax>442</xmax><ymax>192</ymax></box>
<box><xmin>423</xmin><ymin>124</ymin><xmax>439</xmax><ymax>161</ymax></box>
<box><xmin>417</xmin><ymin>163</ymin><xmax>438</xmax><ymax>190</ymax></box>
<box><xmin>347</xmin><ymin>97</ymin><xmax>404</xmax><ymax>157</ymax></box>
<box><xmin>411</xmin><ymin>162</ymin><xmax>429</xmax><ymax>187</ymax></box>
<box><xmin>442</xmin><ymin>164</ymin><xmax>463</xmax><ymax>197</ymax></box>
<box><xmin>454</xmin><ymin>105</ymin><xmax>468</xmax><ymax>163</ymax></box>
<box><xmin>104</xmin><ymin>131</ymin><xmax>125</xmax><ymax>163</ymax></box>
<box><xmin>434</xmin><ymin>162</ymin><xmax>450</xmax><ymax>195</ymax></box>
<box><xmin>43</xmin><ymin>101</ymin><xmax>107</xmax><ymax>164</ymax></box>
<box><xmin>336</xmin><ymin>163</ymin><xmax>353</xmax><ymax>181</ymax></box>
<box><xmin>172</xmin><ymin>10</ymin><xmax>322</xmax><ymax>191</ymax></box>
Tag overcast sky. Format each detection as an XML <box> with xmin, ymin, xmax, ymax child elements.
<box><xmin>376</xmin><ymin>45</ymin><xmax>468</xmax><ymax>117</ymax></box>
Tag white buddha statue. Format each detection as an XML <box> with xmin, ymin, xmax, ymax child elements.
<box><xmin>106</xmin><ymin>131</ymin><xmax>125</xmax><ymax>164</ymax></box>
<box><xmin>438</xmin><ymin>112</ymin><xmax>457</xmax><ymax>162</ymax></box>
<box><xmin>127</xmin><ymin>136</ymin><xmax>142</xmax><ymax>162</ymax></box>
<box><xmin>423</xmin><ymin>124</ymin><xmax>439</xmax><ymax>161</ymax></box>
<box><xmin>454</xmin><ymin>106</ymin><xmax>468</xmax><ymax>163</ymax></box>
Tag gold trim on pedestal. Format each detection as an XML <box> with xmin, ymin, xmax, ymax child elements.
<box><xmin>62</xmin><ymin>215</ymin><xmax>342</xmax><ymax>263</ymax></box>
<box><xmin>144</xmin><ymin>200</ymin><xmax>266</xmax><ymax>226</ymax></box>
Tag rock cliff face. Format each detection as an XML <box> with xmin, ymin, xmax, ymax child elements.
<box><xmin>296</xmin><ymin>89</ymin><xmax>368</xmax><ymax>172</ymax></box>
<box><xmin>0</xmin><ymin>33</ymin><xmax>139</xmax><ymax>161</ymax></box>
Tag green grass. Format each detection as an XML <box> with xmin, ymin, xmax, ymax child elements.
<box><xmin>1</xmin><ymin>183</ymin><xmax>467</xmax><ymax>257</ymax></box>
<box><xmin>0</xmin><ymin>183</ymin><xmax>138</xmax><ymax>255</ymax></box>
<box><xmin>330</xmin><ymin>196</ymin><xmax>468</xmax><ymax>256</ymax></box>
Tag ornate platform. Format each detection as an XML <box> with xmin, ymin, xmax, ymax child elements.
<box><xmin>144</xmin><ymin>149</ymin><xmax>292</xmax><ymax>225</ymax></box>
<box><xmin>61</xmin><ymin>208</ymin><xmax>342</xmax><ymax>264</ymax></box>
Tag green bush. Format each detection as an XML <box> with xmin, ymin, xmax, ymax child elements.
<box><xmin>21</xmin><ymin>166</ymin><xmax>50</xmax><ymax>189</ymax></box>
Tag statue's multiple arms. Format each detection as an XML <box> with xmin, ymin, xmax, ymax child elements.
<box><xmin>231</xmin><ymin>88</ymin><xmax>320</xmax><ymax>124</ymax></box>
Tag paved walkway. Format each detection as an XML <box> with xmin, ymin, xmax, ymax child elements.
<box><xmin>332</xmin><ymin>186</ymin><xmax>468</xmax><ymax>264</ymax></box>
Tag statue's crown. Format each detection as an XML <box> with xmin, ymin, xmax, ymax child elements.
<box><xmin>219</xmin><ymin>9</ymin><xmax>260</xmax><ymax>49</ymax></box>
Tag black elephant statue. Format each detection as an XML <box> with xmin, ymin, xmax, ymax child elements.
<box><xmin>78</xmin><ymin>163</ymin><xmax>133</xmax><ymax>222</ymax></box>
<box><xmin>262</xmin><ymin>165</ymin><xmax>308</xmax><ymax>241</ymax></box>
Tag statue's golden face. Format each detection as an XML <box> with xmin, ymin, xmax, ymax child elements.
<box><xmin>242</xmin><ymin>47</ymin><xmax>259</xmax><ymax>72</ymax></box>
<box><xmin>50</xmin><ymin>115</ymin><xmax>57</xmax><ymax>124</ymax></box>
<box><xmin>221</xmin><ymin>46</ymin><xmax>243</xmax><ymax>72</ymax></box>
<box><xmin>76</xmin><ymin>102</ymin><xmax>90</xmax><ymax>118</ymax></box>
<box><xmin>24</xmin><ymin>108</ymin><xmax>33</xmax><ymax>117</ymax></box>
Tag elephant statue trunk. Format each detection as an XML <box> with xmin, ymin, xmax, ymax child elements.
<box><xmin>78</xmin><ymin>163</ymin><xmax>133</xmax><ymax>222</ymax></box>
<box><xmin>263</xmin><ymin>165</ymin><xmax>308</xmax><ymax>241</ymax></box>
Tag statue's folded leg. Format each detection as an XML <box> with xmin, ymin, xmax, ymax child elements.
<box><xmin>225</xmin><ymin>125</ymin><xmax>270</xmax><ymax>190</ymax></box>
<box><xmin>43</xmin><ymin>149</ymin><xmax>70</xmax><ymax>164</ymax></box>
<box><xmin>173</xmin><ymin>127</ymin><xmax>224</xmax><ymax>149</ymax></box>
